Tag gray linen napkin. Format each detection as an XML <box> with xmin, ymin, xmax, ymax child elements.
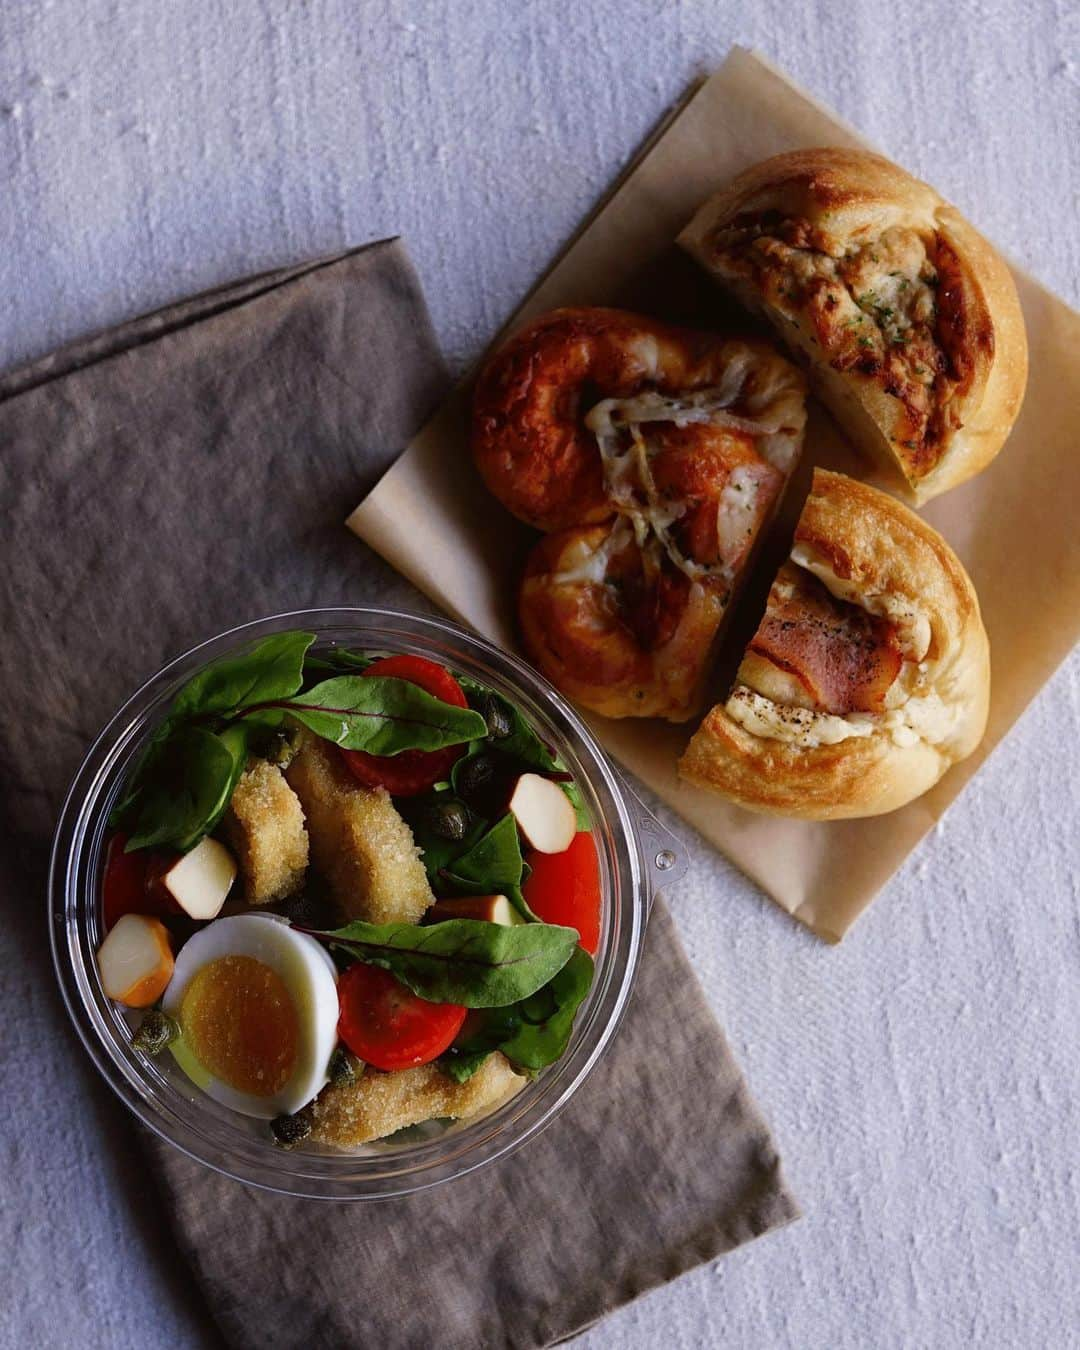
<box><xmin>0</xmin><ymin>239</ymin><xmax>798</xmax><ymax>1349</ymax></box>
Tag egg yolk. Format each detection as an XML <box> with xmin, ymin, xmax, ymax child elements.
<box><xmin>180</xmin><ymin>955</ymin><xmax>299</xmax><ymax>1097</ymax></box>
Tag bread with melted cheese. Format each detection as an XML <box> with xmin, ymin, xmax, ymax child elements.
<box><xmin>479</xmin><ymin>312</ymin><xmax>808</xmax><ymax>722</ymax></box>
<box><xmin>678</xmin><ymin>469</ymin><xmax>989</xmax><ymax>818</ymax></box>
<box><xmin>679</xmin><ymin>149</ymin><xmax>1027</xmax><ymax>504</ymax></box>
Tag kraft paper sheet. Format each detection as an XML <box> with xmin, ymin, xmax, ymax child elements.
<box><xmin>348</xmin><ymin>48</ymin><xmax>1080</xmax><ymax>941</ymax></box>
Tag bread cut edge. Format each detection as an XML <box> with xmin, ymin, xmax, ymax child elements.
<box><xmin>677</xmin><ymin>470</ymin><xmax>990</xmax><ymax>820</ymax></box>
<box><xmin>677</xmin><ymin>149</ymin><xmax>1028</xmax><ymax>506</ymax></box>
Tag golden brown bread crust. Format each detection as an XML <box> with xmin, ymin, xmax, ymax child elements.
<box><xmin>221</xmin><ymin>758</ymin><xmax>308</xmax><ymax>905</ymax></box>
<box><xmin>308</xmin><ymin>1054</ymin><xmax>524</xmax><ymax>1148</ymax></box>
<box><xmin>518</xmin><ymin>520</ymin><xmax>730</xmax><ymax>721</ymax></box>
<box><xmin>471</xmin><ymin>307</ymin><xmax>804</xmax><ymax>531</ymax></box>
<box><xmin>473</xmin><ymin>306</ymin><xmax>807</xmax><ymax>721</ymax></box>
<box><xmin>678</xmin><ymin>470</ymin><xmax>990</xmax><ymax>819</ymax></box>
<box><xmin>284</xmin><ymin>731</ymin><xmax>435</xmax><ymax>924</ymax></box>
<box><xmin>679</xmin><ymin>148</ymin><xmax>1027</xmax><ymax>504</ymax></box>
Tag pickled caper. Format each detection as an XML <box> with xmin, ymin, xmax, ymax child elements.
<box><xmin>132</xmin><ymin>1009</ymin><xmax>179</xmax><ymax>1057</ymax></box>
<box><xmin>270</xmin><ymin>1109</ymin><xmax>313</xmax><ymax>1148</ymax></box>
<box><xmin>454</xmin><ymin>752</ymin><xmax>498</xmax><ymax>807</ymax></box>
<box><xmin>424</xmin><ymin>799</ymin><xmax>470</xmax><ymax>841</ymax></box>
<box><xmin>328</xmin><ymin>1047</ymin><xmax>364</xmax><ymax>1086</ymax></box>
<box><xmin>480</xmin><ymin>693</ymin><xmax>513</xmax><ymax>740</ymax></box>
<box><xmin>266</xmin><ymin>724</ymin><xmax>302</xmax><ymax>769</ymax></box>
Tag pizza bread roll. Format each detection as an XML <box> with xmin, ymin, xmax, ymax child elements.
<box><xmin>679</xmin><ymin>469</ymin><xmax>989</xmax><ymax>817</ymax></box>
<box><xmin>475</xmin><ymin>309</ymin><xmax>807</xmax><ymax>721</ymax></box>
<box><xmin>679</xmin><ymin>148</ymin><xmax>1027</xmax><ymax>504</ymax></box>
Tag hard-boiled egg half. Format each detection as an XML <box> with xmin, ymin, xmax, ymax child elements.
<box><xmin>162</xmin><ymin>914</ymin><xmax>339</xmax><ymax>1119</ymax></box>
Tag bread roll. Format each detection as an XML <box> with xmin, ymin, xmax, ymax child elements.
<box><xmin>679</xmin><ymin>148</ymin><xmax>1027</xmax><ymax>504</ymax></box>
<box><xmin>472</xmin><ymin>309</ymin><xmax>807</xmax><ymax>721</ymax></box>
<box><xmin>679</xmin><ymin>469</ymin><xmax>989</xmax><ymax>818</ymax></box>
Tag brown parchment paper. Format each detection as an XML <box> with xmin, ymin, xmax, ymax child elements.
<box><xmin>347</xmin><ymin>48</ymin><xmax>1080</xmax><ymax>942</ymax></box>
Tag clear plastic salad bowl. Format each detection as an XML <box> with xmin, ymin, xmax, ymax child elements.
<box><xmin>50</xmin><ymin>609</ymin><xmax>687</xmax><ymax>1200</ymax></box>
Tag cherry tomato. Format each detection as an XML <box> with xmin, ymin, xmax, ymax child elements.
<box><xmin>521</xmin><ymin>831</ymin><xmax>601</xmax><ymax>956</ymax></box>
<box><xmin>101</xmin><ymin>832</ymin><xmax>180</xmax><ymax>930</ymax></box>
<box><xmin>102</xmin><ymin>833</ymin><xmax>150</xmax><ymax>929</ymax></box>
<box><xmin>339</xmin><ymin>655</ymin><xmax>469</xmax><ymax>797</ymax></box>
<box><xmin>336</xmin><ymin>962</ymin><xmax>467</xmax><ymax>1070</ymax></box>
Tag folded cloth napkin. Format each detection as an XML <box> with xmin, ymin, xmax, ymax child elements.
<box><xmin>0</xmin><ymin>239</ymin><xmax>798</xmax><ymax>1349</ymax></box>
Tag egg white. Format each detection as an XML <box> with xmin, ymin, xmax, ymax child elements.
<box><xmin>162</xmin><ymin>913</ymin><xmax>339</xmax><ymax>1119</ymax></box>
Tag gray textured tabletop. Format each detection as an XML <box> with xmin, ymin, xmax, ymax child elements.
<box><xmin>3</xmin><ymin>3</ymin><xmax>1078</xmax><ymax>1349</ymax></box>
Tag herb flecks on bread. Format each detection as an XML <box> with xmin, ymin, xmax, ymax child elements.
<box><xmin>680</xmin><ymin>148</ymin><xmax>1028</xmax><ymax>504</ymax></box>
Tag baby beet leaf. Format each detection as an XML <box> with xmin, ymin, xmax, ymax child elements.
<box><xmin>302</xmin><ymin>648</ymin><xmax>375</xmax><ymax>680</ymax></box>
<box><xmin>319</xmin><ymin>917</ymin><xmax>579</xmax><ymax>1008</ymax></box>
<box><xmin>171</xmin><ymin>631</ymin><xmax>314</xmax><ymax>719</ymax></box>
<box><xmin>285</xmin><ymin>676</ymin><xmax>486</xmax><ymax>754</ymax></box>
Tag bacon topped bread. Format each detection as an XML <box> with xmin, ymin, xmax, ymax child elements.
<box><xmin>678</xmin><ymin>469</ymin><xmax>990</xmax><ymax>818</ymax></box>
<box><xmin>473</xmin><ymin>308</ymin><xmax>807</xmax><ymax>721</ymax></box>
<box><xmin>679</xmin><ymin>149</ymin><xmax>1027</xmax><ymax>505</ymax></box>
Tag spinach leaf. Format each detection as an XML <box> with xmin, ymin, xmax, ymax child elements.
<box><xmin>440</xmin><ymin>813</ymin><xmax>523</xmax><ymax>893</ymax></box>
<box><xmin>125</xmin><ymin>725</ymin><xmax>243</xmax><ymax>851</ymax></box>
<box><xmin>436</xmin><ymin>1047</ymin><xmax>493</xmax><ymax>1084</ymax></box>
<box><xmin>437</xmin><ymin>815</ymin><xmax>542</xmax><ymax>920</ymax></box>
<box><xmin>171</xmin><ymin>631</ymin><xmax>313</xmax><ymax>719</ymax></box>
<box><xmin>108</xmin><ymin>725</ymin><xmax>171</xmax><ymax>829</ymax></box>
<box><xmin>438</xmin><ymin>1004</ymin><xmax>523</xmax><ymax>1082</ymax></box>
<box><xmin>561</xmin><ymin>779</ymin><xmax>590</xmax><ymax>831</ymax></box>
<box><xmin>438</xmin><ymin>948</ymin><xmax>594</xmax><ymax>1078</ymax></box>
<box><xmin>319</xmin><ymin>917</ymin><xmax>578</xmax><ymax>1008</ymax></box>
<box><xmin>459</xmin><ymin>677</ymin><xmax>558</xmax><ymax>772</ymax></box>
<box><xmin>206</xmin><ymin>722</ymin><xmax>253</xmax><ymax>834</ymax></box>
<box><xmin>286</xmin><ymin>676</ymin><xmax>486</xmax><ymax>753</ymax></box>
<box><xmin>498</xmin><ymin>947</ymin><xmax>594</xmax><ymax>1071</ymax></box>
<box><xmin>402</xmin><ymin>797</ymin><xmax>487</xmax><ymax>888</ymax></box>
<box><xmin>504</xmin><ymin>884</ymin><xmax>542</xmax><ymax>924</ymax></box>
<box><xmin>499</xmin><ymin>716</ymin><xmax>559</xmax><ymax>773</ymax></box>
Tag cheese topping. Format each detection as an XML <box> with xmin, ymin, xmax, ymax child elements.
<box><xmin>790</xmin><ymin>542</ymin><xmax>932</xmax><ymax>661</ymax></box>
<box><xmin>716</xmin><ymin>465</ymin><xmax>766</xmax><ymax>567</ymax></box>
<box><xmin>550</xmin><ymin>515</ymin><xmax>636</xmax><ymax>587</ymax></box>
<box><xmin>583</xmin><ymin>350</ymin><xmax>805</xmax><ymax>587</ymax></box>
<box><xmin>709</xmin><ymin>219</ymin><xmax>969</xmax><ymax>478</ymax></box>
<box><xmin>726</xmin><ymin>682</ymin><xmax>958</xmax><ymax>751</ymax></box>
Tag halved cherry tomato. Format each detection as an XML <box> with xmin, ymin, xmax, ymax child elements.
<box><xmin>101</xmin><ymin>832</ymin><xmax>179</xmax><ymax>930</ymax></box>
<box><xmin>339</xmin><ymin>655</ymin><xmax>469</xmax><ymax>797</ymax></box>
<box><xmin>102</xmin><ymin>833</ymin><xmax>150</xmax><ymax>930</ymax></box>
<box><xmin>521</xmin><ymin>831</ymin><xmax>601</xmax><ymax>955</ymax></box>
<box><xmin>336</xmin><ymin>962</ymin><xmax>467</xmax><ymax>1070</ymax></box>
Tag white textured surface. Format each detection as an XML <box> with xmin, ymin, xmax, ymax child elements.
<box><xmin>2</xmin><ymin>3</ymin><xmax>1078</xmax><ymax>1349</ymax></box>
